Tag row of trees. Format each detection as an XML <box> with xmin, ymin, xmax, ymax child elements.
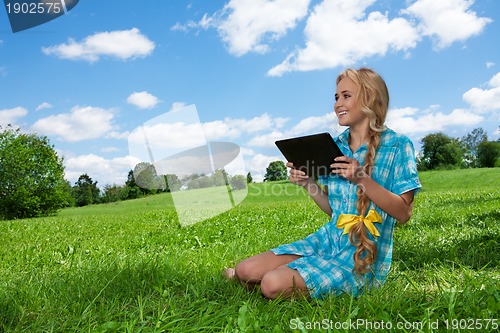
<box><xmin>0</xmin><ymin>125</ymin><xmax>498</xmax><ymax>220</ymax></box>
<box><xmin>65</xmin><ymin>171</ymin><xmax>160</xmax><ymax>208</ymax></box>
<box><xmin>68</xmin><ymin>165</ymin><xmax>249</xmax><ymax>207</ymax></box>
<box><xmin>96</xmin><ymin>165</ymin><xmax>249</xmax><ymax>205</ymax></box>
<box><xmin>418</xmin><ymin>128</ymin><xmax>499</xmax><ymax>170</ymax></box>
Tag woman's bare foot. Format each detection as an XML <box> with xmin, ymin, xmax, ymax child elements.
<box><xmin>224</xmin><ymin>267</ymin><xmax>236</xmax><ymax>280</ymax></box>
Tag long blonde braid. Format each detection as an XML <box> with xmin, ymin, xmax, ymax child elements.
<box><xmin>350</xmin><ymin>131</ymin><xmax>381</xmax><ymax>274</ymax></box>
<box><xmin>337</xmin><ymin>68</ymin><xmax>389</xmax><ymax>275</ymax></box>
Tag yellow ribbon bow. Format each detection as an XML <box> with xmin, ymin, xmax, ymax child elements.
<box><xmin>336</xmin><ymin>209</ymin><xmax>382</xmax><ymax>237</ymax></box>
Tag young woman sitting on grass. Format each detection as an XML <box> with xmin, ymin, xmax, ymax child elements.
<box><xmin>225</xmin><ymin>67</ymin><xmax>421</xmax><ymax>299</ymax></box>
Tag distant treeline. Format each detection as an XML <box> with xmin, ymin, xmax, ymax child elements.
<box><xmin>70</xmin><ymin>164</ymin><xmax>250</xmax><ymax>207</ymax></box>
<box><xmin>417</xmin><ymin>128</ymin><xmax>499</xmax><ymax>170</ymax></box>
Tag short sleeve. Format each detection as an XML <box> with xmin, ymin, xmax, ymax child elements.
<box><xmin>317</xmin><ymin>175</ymin><xmax>329</xmax><ymax>187</ymax></box>
<box><xmin>391</xmin><ymin>136</ymin><xmax>421</xmax><ymax>196</ymax></box>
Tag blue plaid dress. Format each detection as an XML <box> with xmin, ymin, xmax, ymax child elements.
<box><xmin>271</xmin><ymin>128</ymin><xmax>421</xmax><ymax>299</ymax></box>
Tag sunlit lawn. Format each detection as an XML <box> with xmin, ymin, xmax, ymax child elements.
<box><xmin>0</xmin><ymin>169</ymin><xmax>499</xmax><ymax>332</ymax></box>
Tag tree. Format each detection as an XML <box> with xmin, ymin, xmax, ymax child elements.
<box><xmin>246</xmin><ymin>172</ymin><xmax>253</xmax><ymax>184</ymax></box>
<box><xmin>230</xmin><ymin>174</ymin><xmax>247</xmax><ymax>190</ymax></box>
<box><xmin>461</xmin><ymin>128</ymin><xmax>487</xmax><ymax>167</ymax></box>
<box><xmin>187</xmin><ymin>174</ymin><xmax>213</xmax><ymax>189</ymax></box>
<box><xmin>72</xmin><ymin>174</ymin><xmax>100</xmax><ymax>207</ymax></box>
<box><xmin>133</xmin><ymin>162</ymin><xmax>161</xmax><ymax>195</ymax></box>
<box><xmin>0</xmin><ymin>126</ymin><xmax>70</xmax><ymax>219</ymax></box>
<box><xmin>264</xmin><ymin>160</ymin><xmax>288</xmax><ymax>181</ymax></box>
<box><xmin>164</xmin><ymin>174</ymin><xmax>181</xmax><ymax>192</ymax></box>
<box><xmin>125</xmin><ymin>170</ymin><xmax>142</xmax><ymax>199</ymax></box>
<box><xmin>419</xmin><ymin>133</ymin><xmax>463</xmax><ymax>170</ymax></box>
<box><xmin>102</xmin><ymin>184</ymin><xmax>129</xmax><ymax>203</ymax></box>
<box><xmin>63</xmin><ymin>180</ymin><xmax>76</xmax><ymax>207</ymax></box>
<box><xmin>212</xmin><ymin>169</ymin><xmax>229</xmax><ymax>187</ymax></box>
<box><xmin>477</xmin><ymin>141</ymin><xmax>500</xmax><ymax>168</ymax></box>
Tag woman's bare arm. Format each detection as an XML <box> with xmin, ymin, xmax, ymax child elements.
<box><xmin>287</xmin><ymin>163</ymin><xmax>332</xmax><ymax>217</ymax></box>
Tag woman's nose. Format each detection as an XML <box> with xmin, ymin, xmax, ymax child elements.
<box><xmin>334</xmin><ymin>100</ymin><xmax>341</xmax><ymax>110</ymax></box>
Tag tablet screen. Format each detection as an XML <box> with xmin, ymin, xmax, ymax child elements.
<box><xmin>275</xmin><ymin>132</ymin><xmax>344</xmax><ymax>178</ymax></box>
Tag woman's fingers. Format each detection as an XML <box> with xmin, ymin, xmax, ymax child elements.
<box><xmin>331</xmin><ymin>156</ymin><xmax>353</xmax><ymax>170</ymax></box>
<box><xmin>290</xmin><ymin>169</ymin><xmax>307</xmax><ymax>179</ymax></box>
<box><xmin>287</xmin><ymin>162</ymin><xmax>306</xmax><ymax>178</ymax></box>
<box><xmin>286</xmin><ymin>162</ymin><xmax>310</xmax><ymax>186</ymax></box>
<box><xmin>330</xmin><ymin>156</ymin><xmax>364</xmax><ymax>181</ymax></box>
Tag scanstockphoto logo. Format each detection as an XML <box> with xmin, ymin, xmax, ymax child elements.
<box><xmin>128</xmin><ymin>105</ymin><xmax>248</xmax><ymax>227</ymax></box>
<box><xmin>3</xmin><ymin>0</ymin><xmax>79</xmax><ymax>33</ymax></box>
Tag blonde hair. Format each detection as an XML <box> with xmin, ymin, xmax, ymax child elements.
<box><xmin>336</xmin><ymin>68</ymin><xmax>389</xmax><ymax>275</ymax></box>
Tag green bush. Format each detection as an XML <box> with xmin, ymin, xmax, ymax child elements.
<box><xmin>0</xmin><ymin>126</ymin><xmax>70</xmax><ymax>219</ymax></box>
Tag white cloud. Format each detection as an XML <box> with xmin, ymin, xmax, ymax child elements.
<box><xmin>170</xmin><ymin>102</ymin><xmax>187</xmax><ymax>110</ymax></box>
<box><xmin>289</xmin><ymin>112</ymin><xmax>337</xmax><ymax>135</ymax></box>
<box><xmin>218</xmin><ymin>0</ymin><xmax>311</xmax><ymax>56</ymax></box>
<box><xmin>42</xmin><ymin>28</ymin><xmax>155</xmax><ymax>62</ymax></box>
<box><xmin>404</xmin><ymin>0</ymin><xmax>491</xmax><ymax>49</ymax></box>
<box><xmin>128</xmin><ymin>113</ymin><xmax>290</xmax><ymax>155</ymax></box>
<box><xmin>129</xmin><ymin>122</ymin><xmax>207</xmax><ymax>154</ymax></box>
<box><xmin>0</xmin><ymin>107</ymin><xmax>28</xmax><ymax>127</ymax></box>
<box><xmin>107</xmin><ymin>131</ymin><xmax>130</xmax><ymax>140</ymax></box>
<box><xmin>268</xmin><ymin>0</ymin><xmax>419</xmax><ymax>76</ymax></box>
<box><xmin>247</xmin><ymin>131</ymin><xmax>286</xmax><ymax>147</ymax></box>
<box><xmin>462</xmin><ymin>72</ymin><xmax>500</xmax><ymax>112</ymax></box>
<box><xmin>247</xmin><ymin>112</ymin><xmax>341</xmax><ymax>147</ymax></box>
<box><xmin>176</xmin><ymin>0</ymin><xmax>490</xmax><ymax>77</ymax></box>
<box><xmin>244</xmin><ymin>153</ymin><xmax>283</xmax><ymax>182</ymax></box>
<box><xmin>127</xmin><ymin>91</ymin><xmax>159</xmax><ymax>109</ymax></box>
<box><xmin>174</xmin><ymin>0</ymin><xmax>311</xmax><ymax>56</ymax></box>
<box><xmin>490</xmin><ymin>73</ymin><xmax>500</xmax><ymax>87</ymax></box>
<box><xmin>65</xmin><ymin>154</ymin><xmax>141</xmax><ymax>187</ymax></box>
<box><xmin>386</xmin><ymin>106</ymin><xmax>484</xmax><ymax>134</ymax></box>
<box><xmin>203</xmin><ymin>113</ymin><xmax>288</xmax><ymax>140</ymax></box>
<box><xmin>31</xmin><ymin>106</ymin><xmax>117</xmax><ymax>142</ymax></box>
<box><xmin>486</xmin><ymin>62</ymin><xmax>495</xmax><ymax>69</ymax></box>
<box><xmin>171</xmin><ymin>13</ymin><xmax>215</xmax><ymax>32</ymax></box>
<box><xmin>35</xmin><ymin>102</ymin><xmax>53</xmax><ymax>111</ymax></box>
<box><xmin>224</xmin><ymin>113</ymin><xmax>288</xmax><ymax>134</ymax></box>
<box><xmin>203</xmin><ymin>120</ymin><xmax>239</xmax><ymax>140</ymax></box>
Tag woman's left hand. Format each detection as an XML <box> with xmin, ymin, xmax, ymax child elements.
<box><xmin>330</xmin><ymin>156</ymin><xmax>367</xmax><ymax>184</ymax></box>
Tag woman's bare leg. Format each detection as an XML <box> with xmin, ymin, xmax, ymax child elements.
<box><xmin>260</xmin><ymin>265</ymin><xmax>309</xmax><ymax>299</ymax></box>
<box><xmin>226</xmin><ymin>251</ymin><xmax>308</xmax><ymax>298</ymax></box>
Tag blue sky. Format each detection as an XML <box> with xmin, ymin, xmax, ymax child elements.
<box><xmin>1</xmin><ymin>0</ymin><xmax>499</xmax><ymax>185</ymax></box>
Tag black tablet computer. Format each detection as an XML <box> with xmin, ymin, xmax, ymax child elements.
<box><xmin>275</xmin><ymin>132</ymin><xmax>344</xmax><ymax>178</ymax></box>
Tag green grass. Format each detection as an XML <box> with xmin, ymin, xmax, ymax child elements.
<box><xmin>0</xmin><ymin>169</ymin><xmax>499</xmax><ymax>332</ymax></box>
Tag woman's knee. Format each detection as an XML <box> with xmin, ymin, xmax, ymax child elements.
<box><xmin>234</xmin><ymin>259</ymin><xmax>255</xmax><ymax>282</ymax></box>
<box><xmin>260</xmin><ymin>270</ymin><xmax>283</xmax><ymax>299</ymax></box>
<box><xmin>261</xmin><ymin>268</ymin><xmax>308</xmax><ymax>299</ymax></box>
<box><xmin>234</xmin><ymin>251</ymin><xmax>277</xmax><ymax>282</ymax></box>
<box><xmin>234</xmin><ymin>254</ymin><xmax>268</xmax><ymax>282</ymax></box>
<box><xmin>234</xmin><ymin>251</ymin><xmax>301</xmax><ymax>284</ymax></box>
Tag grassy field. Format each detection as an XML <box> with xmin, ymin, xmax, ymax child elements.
<box><xmin>0</xmin><ymin>168</ymin><xmax>499</xmax><ymax>332</ymax></box>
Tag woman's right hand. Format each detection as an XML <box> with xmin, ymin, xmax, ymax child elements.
<box><xmin>287</xmin><ymin>162</ymin><xmax>314</xmax><ymax>188</ymax></box>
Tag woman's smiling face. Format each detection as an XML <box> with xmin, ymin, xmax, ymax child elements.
<box><xmin>334</xmin><ymin>76</ymin><xmax>368</xmax><ymax>128</ymax></box>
